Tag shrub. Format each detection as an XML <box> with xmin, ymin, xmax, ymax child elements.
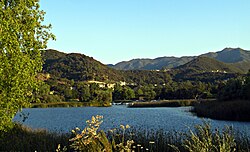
<box><xmin>170</xmin><ymin>121</ymin><xmax>236</xmax><ymax>152</ymax></box>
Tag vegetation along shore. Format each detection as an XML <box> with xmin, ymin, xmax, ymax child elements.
<box><xmin>127</xmin><ymin>99</ymin><xmax>198</xmax><ymax>108</ymax></box>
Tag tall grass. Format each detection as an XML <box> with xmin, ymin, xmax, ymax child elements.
<box><xmin>193</xmin><ymin>100</ymin><xmax>250</xmax><ymax>121</ymax></box>
<box><xmin>170</xmin><ymin>122</ymin><xmax>237</xmax><ymax>152</ymax></box>
<box><xmin>128</xmin><ymin>100</ymin><xmax>197</xmax><ymax>108</ymax></box>
<box><xmin>0</xmin><ymin>123</ymin><xmax>70</xmax><ymax>151</ymax></box>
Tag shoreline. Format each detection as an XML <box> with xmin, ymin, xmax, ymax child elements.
<box><xmin>30</xmin><ymin>102</ymin><xmax>111</xmax><ymax>108</ymax></box>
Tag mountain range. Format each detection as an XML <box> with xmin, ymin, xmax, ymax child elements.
<box><xmin>109</xmin><ymin>48</ymin><xmax>250</xmax><ymax>73</ymax></box>
<box><xmin>42</xmin><ymin>48</ymin><xmax>250</xmax><ymax>85</ymax></box>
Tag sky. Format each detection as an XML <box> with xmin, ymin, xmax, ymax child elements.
<box><xmin>40</xmin><ymin>0</ymin><xmax>250</xmax><ymax>64</ymax></box>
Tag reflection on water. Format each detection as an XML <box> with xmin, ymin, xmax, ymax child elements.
<box><xmin>13</xmin><ymin>106</ymin><xmax>250</xmax><ymax>135</ymax></box>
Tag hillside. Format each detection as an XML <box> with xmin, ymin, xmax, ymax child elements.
<box><xmin>201</xmin><ymin>48</ymin><xmax>250</xmax><ymax>73</ymax></box>
<box><xmin>201</xmin><ymin>48</ymin><xmax>250</xmax><ymax>63</ymax></box>
<box><xmin>42</xmin><ymin>49</ymin><xmax>123</xmax><ymax>82</ymax></box>
<box><xmin>109</xmin><ymin>56</ymin><xmax>195</xmax><ymax>70</ymax></box>
<box><xmin>42</xmin><ymin>50</ymin><xmax>175</xmax><ymax>85</ymax></box>
<box><xmin>175</xmin><ymin>56</ymin><xmax>243</xmax><ymax>73</ymax></box>
<box><xmin>173</xmin><ymin>57</ymin><xmax>241</xmax><ymax>82</ymax></box>
<box><xmin>42</xmin><ymin>49</ymin><xmax>243</xmax><ymax>85</ymax></box>
<box><xmin>110</xmin><ymin>48</ymin><xmax>250</xmax><ymax>73</ymax></box>
<box><xmin>110</xmin><ymin>57</ymin><xmax>195</xmax><ymax>70</ymax></box>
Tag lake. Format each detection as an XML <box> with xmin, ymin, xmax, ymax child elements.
<box><xmin>13</xmin><ymin>106</ymin><xmax>250</xmax><ymax>135</ymax></box>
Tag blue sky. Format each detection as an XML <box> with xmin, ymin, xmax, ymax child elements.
<box><xmin>40</xmin><ymin>0</ymin><xmax>250</xmax><ymax>64</ymax></box>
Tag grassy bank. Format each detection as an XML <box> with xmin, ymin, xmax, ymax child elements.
<box><xmin>0</xmin><ymin>124</ymin><xmax>70</xmax><ymax>151</ymax></box>
<box><xmin>0</xmin><ymin>122</ymin><xmax>249</xmax><ymax>151</ymax></box>
<box><xmin>30</xmin><ymin>102</ymin><xmax>111</xmax><ymax>108</ymax></box>
<box><xmin>193</xmin><ymin>100</ymin><xmax>250</xmax><ymax>121</ymax></box>
<box><xmin>127</xmin><ymin>99</ymin><xmax>198</xmax><ymax>108</ymax></box>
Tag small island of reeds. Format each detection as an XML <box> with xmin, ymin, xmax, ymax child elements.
<box><xmin>127</xmin><ymin>99</ymin><xmax>199</xmax><ymax>108</ymax></box>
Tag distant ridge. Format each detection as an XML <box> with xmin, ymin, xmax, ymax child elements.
<box><xmin>201</xmin><ymin>48</ymin><xmax>250</xmax><ymax>73</ymax></box>
<box><xmin>109</xmin><ymin>48</ymin><xmax>250</xmax><ymax>73</ymax></box>
<box><xmin>201</xmin><ymin>48</ymin><xmax>250</xmax><ymax>63</ymax></box>
<box><xmin>109</xmin><ymin>56</ymin><xmax>195</xmax><ymax>70</ymax></box>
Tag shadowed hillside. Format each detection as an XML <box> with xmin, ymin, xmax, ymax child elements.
<box><xmin>43</xmin><ymin>49</ymin><xmax>123</xmax><ymax>82</ymax></box>
<box><xmin>175</xmin><ymin>56</ymin><xmax>244</xmax><ymax>74</ymax></box>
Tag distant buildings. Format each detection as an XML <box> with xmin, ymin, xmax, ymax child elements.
<box><xmin>87</xmin><ymin>80</ymin><xmax>127</xmax><ymax>89</ymax></box>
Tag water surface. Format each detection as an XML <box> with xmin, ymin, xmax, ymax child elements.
<box><xmin>13</xmin><ymin>106</ymin><xmax>250</xmax><ymax>134</ymax></box>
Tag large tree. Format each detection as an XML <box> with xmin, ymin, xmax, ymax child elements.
<box><xmin>0</xmin><ymin>0</ymin><xmax>54</xmax><ymax>131</ymax></box>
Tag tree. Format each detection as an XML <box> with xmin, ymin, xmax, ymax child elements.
<box><xmin>243</xmin><ymin>70</ymin><xmax>250</xmax><ymax>99</ymax></box>
<box><xmin>123</xmin><ymin>86</ymin><xmax>135</xmax><ymax>100</ymax></box>
<box><xmin>76</xmin><ymin>82</ymin><xmax>90</xmax><ymax>102</ymax></box>
<box><xmin>217</xmin><ymin>78</ymin><xmax>243</xmax><ymax>101</ymax></box>
<box><xmin>141</xmin><ymin>84</ymin><xmax>156</xmax><ymax>100</ymax></box>
<box><xmin>112</xmin><ymin>84</ymin><xmax>123</xmax><ymax>100</ymax></box>
<box><xmin>0</xmin><ymin>0</ymin><xmax>54</xmax><ymax>131</ymax></box>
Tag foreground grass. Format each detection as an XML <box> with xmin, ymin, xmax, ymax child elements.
<box><xmin>1</xmin><ymin>120</ymin><xmax>249</xmax><ymax>152</ymax></box>
<box><xmin>0</xmin><ymin>124</ymin><xmax>70</xmax><ymax>151</ymax></box>
<box><xmin>193</xmin><ymin>100</ymin><xmax>250</xmax><ymax>121</ymax></box>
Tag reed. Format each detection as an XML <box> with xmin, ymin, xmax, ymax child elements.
<box><xmin>0</xmin><ymin>123</ymin><xmax>70</xmax><ymax>151</ymax></box>
<box><xmin>128</xmin><ymin>100</ymin><xmax>197</xmax><ymax>108</ymax></box>
<box><xmin>193</xmin><ymin>100</ymin><xmax>250</xmax><ymax>121</ymax></box>
<box><xmin>30</xmin><ymin>101</ymin><xmax>111</xmax><ymax>108</ymax></box>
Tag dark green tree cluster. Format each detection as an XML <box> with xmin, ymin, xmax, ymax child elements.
<box><xmin>155</xmin><ymin>81</ymin><xmax>213</xmax><ymax>100</ymax></box>
<box><xmin>112</xmin><ymin>84</ymin><xmax>135</xmax><ymax>100</ymax></box>
<box><xmin>111</xmin><ymin>81</ymin><xmax>216</xmax><ymax>101</ymax></box>
<box><xmin>217</xmin><ymin>70</ymin><xmax>250</xmax><ymax>101</ymax></box>
<box><xmin>36</xmin><ymin>78</ymin><xmax>112</xmax><ymax>106</ymax></box>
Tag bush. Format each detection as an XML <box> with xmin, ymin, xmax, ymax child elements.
<box><xmin>170</xmin><ymin>121</ymin><xmax>236</xmax><ymax>152</ymax></box>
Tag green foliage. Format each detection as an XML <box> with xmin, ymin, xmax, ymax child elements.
<box><xmin>243</xmin><ymin>70</ymin><xmax>250</xmax><ymax>99</ymax></box>
<box><xmin>43</xmin><ymin>50</ymin><xmax>123</xmax><ymax>82</ymax></box>
<box><xmin>75</xmin><ymin>82</ymin><xmax>91</xmax><ymax>102</ymax></box>
<box><xmin>93</xmin><ymin>89</ymin><xmax>112</xmax><ymax>106</ymax></box>
<box><xmin>0</xmin><ymin>123</ymin><xmax>70</xmax><ymax>151</ymax></box>
<box><xmin>113</xmin><ymin>85</ymin><xmax>135</xmax><ymax>100</ymax></box>
<box><xmin>217</xmin><ymin>78</ymin><xmax>244</xmax><ymax>101</ymax></box>
<box><xmin>184</xmin><ymin>123</ymin><xmax>236</xmax><ymax>152</ymax></box>
<box><xmin>141</xmin><ymin>84</ymin><xmax>156</xmax><ymax>100</ymax></box>
<box><xmin>0</xmin><ymin>0</ymin><xmax>54</xmax><ymax>131</ymax></box>
<box><xmin>217</xmin><ymin>72</ymin><xmax>250</xmax><ymax>101</ymax></box>
<box><xmin>171</xmin><ymin>122</ymin><xmax>236</xmax><ymax>152</ymax></box>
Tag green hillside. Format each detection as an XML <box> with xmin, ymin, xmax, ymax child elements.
<box><xmin>176</xmin><ymin>56</ymin><xmax>244</xmax><ymax>74</ymax></box>
<box><xmin>42</xmin><ymin>49</ymin><xmax>242</xmax><ymax>85</ymax></box>
<box><xmin>173</xmin><ymin>57</ymin><xmax>242</xmax><ymax>82</ymax></box>
<box><xmin>42</xmin><ymin>49</ymin><xmax>123</xmax><ymax>82</ymax></box>
<box><xmin>201</xmin><ymin>48</ymin><xmax>250</xmax><ymax>73</ymax></box>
